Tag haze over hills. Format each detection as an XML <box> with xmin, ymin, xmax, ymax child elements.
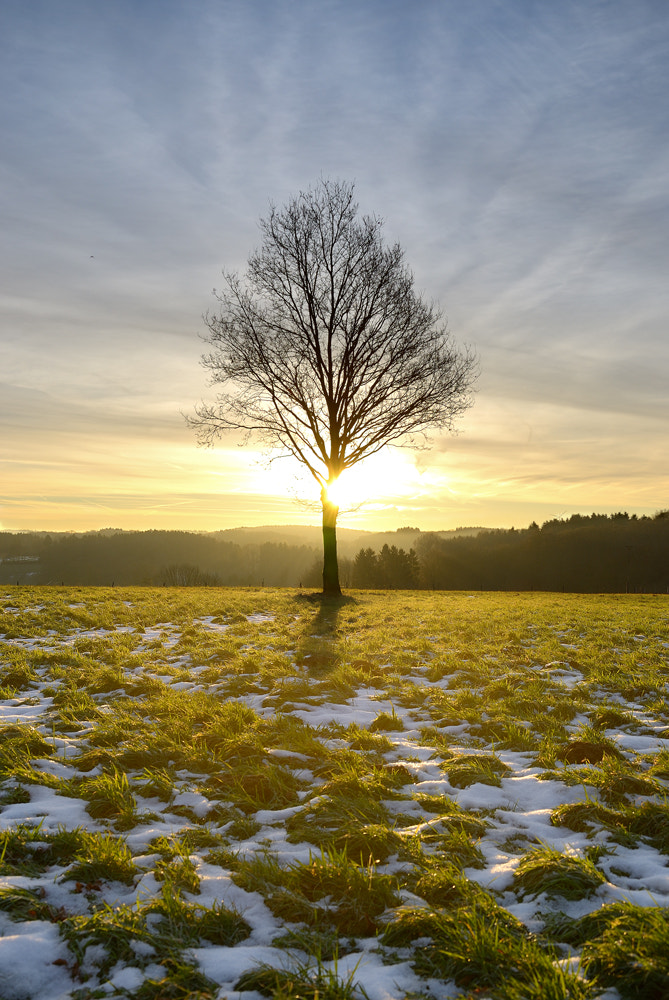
<box><xmin>3</xmin><ymin>524</ymin><xmax>486</xmax><ymax>537</ymax></box>
<box><xmin>210</xmin><ymin>524</ymin><xmax>486</xmax><ymax>557</ymax></box>
<box><xmin>2</xmin><ymin>524</ymin><xmax>487</xmax><ymax>556</ymax></box>
<box><xmin>0</xmin><ymin>524</ymin><xmax>485</xmax><ymax>588</ymax></box>
<box><xmin>2</xmin><ymin>513</ymin><xmax>668</xmax><ymax>591</ymax></box>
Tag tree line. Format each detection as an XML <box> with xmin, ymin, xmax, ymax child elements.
<box><xmin>2</xmin><ymin>513</ymin><xmax>668</xmax><ymax>592</ymax></box>
<box><xmin>0</xmin><ymin>530</ymin><xmax>318</xmax><ymax>588</ymax></box>
<box><xmin>348</xmin><ymin>512</ymin><xmax>669</xmax><ymax>593</ymax></box>
<box><xmin>300</xmin><ymin>512</ymin><xmax>669</xmax><ymax>593</ymax></box>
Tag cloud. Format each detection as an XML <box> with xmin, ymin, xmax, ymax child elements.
<box><xmin>1</xmin><ymin>0</ymin><xmax>668</xmax><ymax>531</ymax></box>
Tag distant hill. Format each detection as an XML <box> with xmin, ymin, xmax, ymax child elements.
<box><xmin>3</xmin><ymin>515</ymin><xmax>667</xmax><ymax>591</ymax></box>
<box><xmin>211</xmin><ymin>524</ymin><xmax>486</xmax><ymax>557</ymax></box>
<box><xmin>0</xmin><ymin>524</ymin><xmax>487</xmax><ymax>586</ymax></box>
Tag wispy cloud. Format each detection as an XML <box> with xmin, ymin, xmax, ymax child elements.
<box><xmin>1</xmin><ymin>0</ymin><xmax>668</xmax><ymax>530</ymax></box>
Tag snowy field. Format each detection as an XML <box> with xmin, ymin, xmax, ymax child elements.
<box><xmin>0</xmin><ymin>587</ymin><xmax>668</xmax><ymax>1000</ymax></box>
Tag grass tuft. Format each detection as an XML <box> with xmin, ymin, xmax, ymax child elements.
<box><xmin>580</xmin><ymin>904</ymin><xmax>669</xmax><ymax>999</ymax></box>
<box><xmin>513</xmin><ymin>843</ymin><xmax>606</xmax><ymax>900</ymax></box>
<box><xmin>236</xmin><ymin>957</ymin><xmax>370</xmax><ymax>1000</ymax></box>
<box><xmin>443</xmin><ymin>751</ymin><xmax>512</xmax><ymax>788</ymax></box>
<box><xmin>62</xmin><ymin>831</ymin><xmax>138</xmax><ymax>886</ymax></box>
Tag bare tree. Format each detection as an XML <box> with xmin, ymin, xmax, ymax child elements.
<box><xmin>190</xmin><ymin>179</ymin><xmax>477</xmax><ymax>594</ymax></box>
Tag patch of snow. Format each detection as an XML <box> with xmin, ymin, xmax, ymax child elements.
<box><xmin>0</xmin><ymin>922</ymin><xmax>73</xmax><ymax>1000</ymax></box>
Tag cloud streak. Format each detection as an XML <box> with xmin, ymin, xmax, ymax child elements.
<box><xmin>1</xmin><ymin>0</ymin><xmax>668</xmax><ymax>531</ymax></box>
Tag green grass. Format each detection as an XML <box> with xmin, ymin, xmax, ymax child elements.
<box><xmin>513</xmin><ymin>843</ymin><xmax>607</xmax><ymax>900</ymax></box>
<box><xmin>230</xmin><ymin>845</ymin><xmax>401</xmax><ymax>935</ymax></box>
<box><xmin>442</xmin><ymin>751</ymin><xmax>512</xmax><ymax>788</ymax></box>
<box><xmin>0</xmin><ymin>885</ymin><xmax>63</xmax><ymax>922</ymax></box>
<box><xmin>552</xmin><ymin>797</ymin><xmax>669</xmax><ymax>852</ymax></box>
<box><xmin>236</xmin><ymin>957</ymin><xmax>370</xmax><ymax>1000</ymax></box>
<box><xmin>547</xmin><ymin>902</ymin><xmax>669</xmax><ymax>999</ymax></box>
<box><xmin>382</xmin><ymin>901</ymin><xmax>592</xmax><ymax>998</ymax></box>
<box><xmin>1</xmin><ymin>586</ymin><xmax>668</xmax><ymax>1000</ymax></box>
<box><xmin>75</xmin><ymin>769</ymin><xmax>139</xmax><ymax>829</ymax></box>
<box><xmin>146</xmin><ymin>885</ymin><xmax>251</xmax><ymax>947</ymax></box>
<box><xmin>0</xmin><ymin>823</ymin><xmax>87</xmax><ymax>876</ymax></box>
<box><xmin>410</xmin><ymin>859</ymin><xmax>495</xmax><ymax>908</ymax></box>
<box><xmin>61</xmin><ymin>830</ymin><xmax>138</xmax><ymax>886</ymax></box>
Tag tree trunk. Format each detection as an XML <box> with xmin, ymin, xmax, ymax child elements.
<box><xmin>321</xmin><ymin>489</ymin><xmax>341</xmax><ymax>595</ymax></box>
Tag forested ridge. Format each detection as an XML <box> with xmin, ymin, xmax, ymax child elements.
<box><xmin>0</xmin><ymin>530</ymin><xmax>317</xmax><ymax>588</ymax></box>
<box><xmin>370</xmin><ymin>512</ymin><xmax>669</xmax><ymax>593</ymax></box>
<box><xmin>1</xmin><ymin>512</ymin><xmax>668</xmax><ymax>592</ymax></box>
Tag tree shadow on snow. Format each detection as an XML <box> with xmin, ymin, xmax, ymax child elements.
<box><xmin>293</xmin><ymin>592</ymin><xmax>357</xmax><ymax>677</ymax></box>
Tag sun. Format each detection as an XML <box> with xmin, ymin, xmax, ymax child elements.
<box><xmin>325</xmin><ymin>466</ymin><xmax>386</xmax><ymax>508</ymax></box>
<box><xmin>324</xmin><ymin>452</ymin><xmax>425</xmax><ymax>510</ymax></box>
<box><xmin>324</xmin><ymin>475</ymin><xmax>350</xmax><ymax>508</ymax></box>
<box><xmin>244</xmin><ymin>446</ymin><xmax>433</xmax><ymax>514</ymax></box>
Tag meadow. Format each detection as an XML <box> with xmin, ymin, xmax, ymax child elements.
<box><xmin>0</xmin><ymin>586</ymin><xmax>668</xmax><ymax>1000</ymax></box>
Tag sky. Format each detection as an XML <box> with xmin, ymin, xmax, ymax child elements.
<box><xmin>1</xmin><ymin>0</ymin><xmax>668</xmax><ymax>534</ymax></box>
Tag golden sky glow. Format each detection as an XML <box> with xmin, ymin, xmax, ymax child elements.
<box><xmin>2</xmin><ymin>2</ymin><xmax>668</xmax><ymax>534</ymax></box>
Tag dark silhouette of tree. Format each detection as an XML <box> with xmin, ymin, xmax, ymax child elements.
<box><xmin>352</xmin><ymin>547</ymin><xmax>379</xmax><ymax>588</ymax></box>
<box><xmin>189</xmin><ymin>179</ymin><xmax>477</xmax><ymax>594</ymax></box>
<box><xmin>377</xmin><ymin>544</ymin><xmax>420</xmax><ymax>589</ymax></box>
<box><xmin>351</xmin><ymin>544</ymin><xmax>419</xmax><ymax>589</ymax></box>
<box><xmin>347</xmin><ymin>511</ymin><xmax>669</xmax><ymax>593</ymax></box>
